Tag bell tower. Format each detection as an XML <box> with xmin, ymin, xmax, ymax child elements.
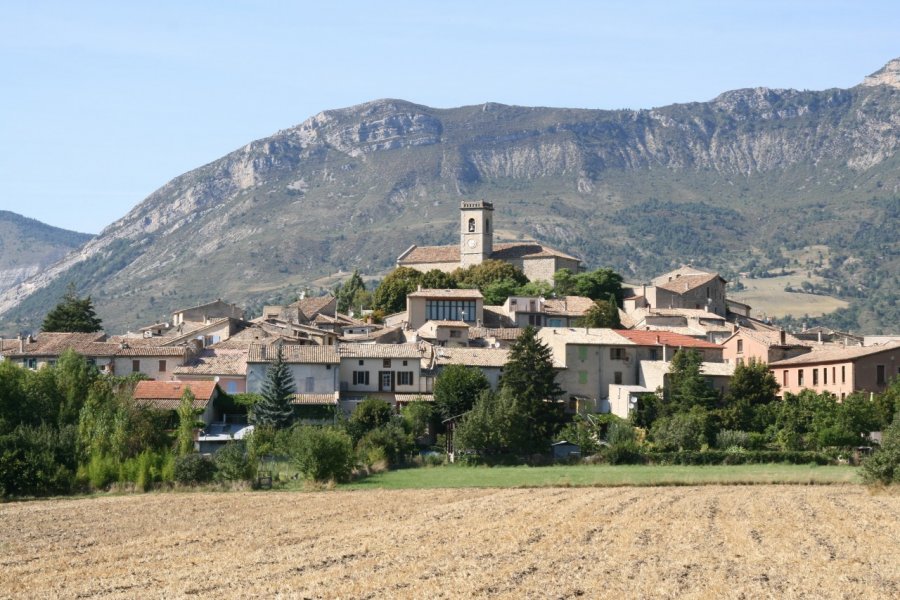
<box><xmin>460</xmin><ymin>200</ymin><xmax>494</xmax><ymax>267</ymax></box>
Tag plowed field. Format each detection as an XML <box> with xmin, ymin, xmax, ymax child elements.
<box><xmin>2</xmin><ymin>486</ymin><xmax>899</xmax><ymax>599</ymax></box>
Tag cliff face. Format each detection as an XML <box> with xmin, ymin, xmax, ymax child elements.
<box><xmin>3</xmin><ymin>60</ymin><xmax>900</xmax><ymax>334</ymax></box>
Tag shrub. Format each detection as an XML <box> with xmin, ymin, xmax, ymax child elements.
<box><xmin>357</xmin><ymin>424</ymin><xmax>413</xmax><ymax>468</ymax></box>
<box><xmin>174</xmin><ymin>453</ymin><xmax>217</xmax><ymax>485</ymax></box>
<box><xmin>716</xmin><ymin>429</ymin><xmax>750</xmax><ymax>449</ymax></box>
<box><xmin>215</xmin><ymin>441</ymin><xmax>255</xmax><ymax>481</ymax></box>
<box><xmin>862</xmin><ymin>414</ymin><xmax>900</xmax><ymax>485</ymax></box>
<box><xmin>0</xmin><ymin>425</ymin><xmax>76</xmax><ymax>498</ymax></box>
<box><xmin>119</xmin><ymin>449</ymin><xmax>175</xmax><ymax>491</ymax></box>
<box><xmin>602</xmin><ymin>441</ymin><xmax>645</xmax><ymax>465</ymax></box>
<box><xmin>287</xmin><ymin>426</ymin><xmax>354</xmax><ymax>482</ymax></box>
<box><xmin>651</xmin><ymin>408</ymin><xmax>711</xmax><ymax>451</ymax></box>
<box><xmin>84</xmin><ymin>454</ymin><xmax>120</xmax><ymax>490</ymax></box>
<box><xmin>643</xmin><ymin>450</ymin><xmax>831</xmax><ymax>466</ymax></box>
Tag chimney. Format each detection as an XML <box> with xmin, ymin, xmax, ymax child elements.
<box><xmin>817</xmin><ymin>331</ymin><xmax>823</xmax><ymax>344</ymax></box>
<box><xmin>17</xmin><ymin>334</ymin><xmax>24</xmax><ymax>354</ymax></box>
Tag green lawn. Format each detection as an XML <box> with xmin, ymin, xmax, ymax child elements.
<box><xmin>341</xmin><ymin>464</ymin><xmax>860</xmax><ymax>490</ymax></box>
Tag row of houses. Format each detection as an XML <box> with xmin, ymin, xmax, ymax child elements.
<box><xmin>2</xmin><ymin>201</ymin><xmax>898</xmax><ymax>433</ymax></box>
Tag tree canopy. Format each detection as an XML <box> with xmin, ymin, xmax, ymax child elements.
<box><xmin>579</xmin><ymin>294</ymin><xmax>622</xmax><ymax>328</ymax></box>
<box><xmin>41</xmin><ymin>283</ymin><xmax>103</xmax><ymax>333</ymax></box>
<box><xmin>433</xmin><ymin>364</ymin><xmax>491</xmax><ymax>421</ymax></box>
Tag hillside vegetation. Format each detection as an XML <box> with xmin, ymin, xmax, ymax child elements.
<box><xmin>2</xmin><ymin>60</ymin><xmax>900</xmax><ymax>334</ymax></box>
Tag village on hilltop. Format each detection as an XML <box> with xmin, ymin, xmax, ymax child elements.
<box><xmin>2</xmin><ymin>200</ymin><xmax>898</xmax><ymax>453</ymax></box>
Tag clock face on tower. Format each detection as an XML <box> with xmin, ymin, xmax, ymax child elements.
<box><xmin>467</xmin><ymin>239</ymin><xmax>477</xmax><ymax>249</ymax></box>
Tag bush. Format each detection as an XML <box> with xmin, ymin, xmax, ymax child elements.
<box><xmin>287</xmin><ymin>426</ymin><xmax>355</xmax><ymax>482</ymax></box>
<box><xmin>174</xmin><ymin>453</ymin><xmax>217</xmax><ymax>485</ymax></box>
<box><xmin>119</xmin><ymin>449</ymin><xmax>174</xmax><ymax>491</ymax></box>
<box><xmin>357</xmin><ymin>424</ymin><xmax>413</xmax><ymax>468</ymax></box>
<box><xmin>602</xmin><ymin>441</ymin><xmax>645</xmax><ymax>465</ymax></box>
<box><xmin>716</xmin><ymin>429</ymin><xmax>750</xmax><ymax>449</ymax></box>
<box><xmin>651</xmin><ymin>408</ymin><xmax>711</xmax><ymax>451</ymax></box>
<box><xmin>862</xmin><ymin>414</ymin><xmax>900</xmax><ymax>485</ymax></box>
<box><xmin>0</xmin><ymin>425</ymin><xmax>76</xmax><ymax>498</ymax></box>
<box><xmin>215</xmin><ymin>441</ymin><xmax>255</xmax><ymax>482</ymax></box>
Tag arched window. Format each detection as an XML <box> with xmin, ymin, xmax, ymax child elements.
<box><xmin>468</xmin><ymin>218</ymin><xmax>476</xmax><ymax>232</ymax></box>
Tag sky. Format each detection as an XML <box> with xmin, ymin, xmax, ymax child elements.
<box><xmin>1</xmin><ymin>1</ymin><xmax>899</xmax><ymax>234</ymax></box>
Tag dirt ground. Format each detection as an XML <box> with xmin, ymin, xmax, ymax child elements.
<box><xmin>2</xmin><ymin>485</ymin><xmax>899</xmax><ymax>599</ymax></box>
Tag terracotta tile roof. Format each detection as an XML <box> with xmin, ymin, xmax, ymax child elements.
<box><xmin>132</xmin><ymin>381</ymin><xmax>218</xmax><ymax>410</ymax></box>
<box><xmin>290</xmin><ymin>393</ymin><xmax>339</xmax><ymax>405</ymax></box>
<box><xmin>247</xmin><ymin>344</ymin><xmax>340</xmax><ymax>364</ymax></box>
<box><xmin>470</xmin><ymin>327</ymin><xmax>523</xmax><ymax>340</ymax></box>
<box><xmin>407</xmin><ymin>288</ymin><xmax>484</xmax><ymax>299</ymax></box>
<box><xmin>539</xmin><ymin>328</ymin><xmax>635</xmax><ymax>346</ymax></box>
<box><xmin>613</xmin><ymin>329</ymin><xmax>721</xmax><ymax>349</ymax></box>
<box><xmin>6</xmin><ymin>333</ymin><xmax>121</xmax><ymax>358</ymax></box>
<box><xmin>655</xmin><ymin>273</ymin><xmax>722</xmax><ymax>294</ymax></box>
<box><xmin>435</xmin><ymin>347</ymin><xmax>510</xmax><ymax>367</ymax></box>
<box><xmin>338</xmin><ymin>343</ymin><xmax>425</xmax><ymax>359</ymax></box>
<box><xmin>173</xmin><ymin>349</ymin><xmax>248</xmax><ymax>376</ymax></box>
<box><xmin>115</xmin><ymin>347</ymin><xmax>188</xmax><ymax>357</ymax></box>
<box><xmin>769</xmin><ymin>342</ymin><xmax>900</xmax><ymax>367</ymax></box>
<box><xmin>398</xmin><ymin>242</ymin><xmax>580</xmax><ymax>265</ymax></box>
<box><xmin>739</xmin><ymin>329</ymin><xmax>807</xmax><ymax>348</ymax></box>
<box><xmin>395</xmin><ymin>394</ymin><xmax>434</xmax><ymax>403</ymax></box>
<box><xmin>491</xmin><ymin>242</ymin><xmax>580</xmax><ymax>262</ymax></box>
<box><xmin>289</xmin><ymin>295</ymin><xmax>336</xmax><ymax>320</ymax></box>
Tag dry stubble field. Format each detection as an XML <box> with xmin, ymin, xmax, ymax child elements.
<box><xmin>2</xmin><ymin>486</ymin><xmax>899</xmax><ymax>599</ymax></box>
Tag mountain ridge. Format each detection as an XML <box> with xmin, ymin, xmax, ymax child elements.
<box><xmin>2</xmin><ymin>59</ymin><xmax>899</xmax><ymax>335</ymax></box>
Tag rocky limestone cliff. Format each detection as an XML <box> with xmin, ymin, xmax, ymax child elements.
<box><xmin>3</xmin><ymin>59</ymin><xmax>900</xmax><ymax>334</ymax></box>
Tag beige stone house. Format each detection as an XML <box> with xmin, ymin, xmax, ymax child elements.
<box><xmin>174</xmin><ymin>348</ymin><xmax>249</xmax><ymax>395</ymax></box>
<box><xmin>397</xmin><ymin>200</ymin><xmax>581</xmax><ymax>282</ymax></box>
<box><xmin>769</xmin><ymin>342</ymin><xmax>900</xmax><ymax>399</ymax></box>
<box><xmin>406</xmin><ymin>288</ymin><xmax>484</xmax><ymax>330</ymax></box>
<box><xmin>626</xmin><ymin>268</ymin><xmax>729</xmax><ymax>317</ymax></box>
<box><xmin>500</xmin><ymin>295</ymin><xmax>594</xmax><ymax>328</ymax></box>
<box><xmin>337</xmin><ymin>343</ymin><xmax>431</xmax><ymax>410</ymax></box>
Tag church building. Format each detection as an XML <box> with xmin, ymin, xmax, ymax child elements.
<box><xmin>396</xmin><ymin>200</ymin><xmax>581</xmax><ymax>282</ymax></box>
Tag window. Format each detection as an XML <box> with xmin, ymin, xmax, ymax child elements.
<box><xmin>305</xmin><ymin>377</ymin><xmax>315</xmax><ymax>392</ymax></box>
<box><xmin>578</xmin><ymin>371</ymin><xmax>588</xmax><ymax>385</ymax></box>
<box><xmin>227</xmin><ymin>381</ymin><xmax>237</xmax><ymax>394</ymax></box>
<box><xmin>798</xmin><ymin>369</ymin><xmax>804</xmax><ymax>386</ymax></box>
<box><xmin>425</xmin><ymin>299</ymin><xmax>477</xmax><ymax>322</ymax></box>
<box><xmin>485</xmin><ymin>218</ymin><xmax>490</xmax><ymax>233</ymax></box>
<box><xmin>397</xmin><ymin>371</ymin><xmax>413</xmax><ymax>386</ymax></box>
<box><xmin>358</xmin><ymin>360</ymin><xmax>364</xmax><ymax>366</ymax></box>
<box><xmin>402</xmin><ymin>360</ymin><xmax>408</xmax><ymax>366</ymax></box>
<box><xmin>610</xmin><ymin>348</ymin><xmax>626</xmax><ymax>360</ymax></box>
<box><xmin>841</xmin><ymin>366</ymin><xmax>846</xmax><ymax>384</ymax></box>
<box><xmin>614</xmin><ymin>371</ymin><xmax>623</xmax><ymax>385</ymax></box>
<box><xmin>877</xmin><ymin>365</ymin><xmax>886</xmax><ymax>385</ymax></box>
<box><xmin>449</xmin><ymin>330</ymin><xmax>461</xmax><ymax>338</ymax></box>
<box><xmin>578</xmin><ymin>346</ymin><xmax>587</xmax><ymax>361</ymax></box>
<box><xmin>158</xmin><ymin>360</ymin><xmax>167</xmax><ymax>372</ymax></box>
<box><xmin>25</xmin><ymin>358</ymin><xmax>37</xmax><ymax>369</ymax></box>
<box><xmin>132</xmin><ymin>360</ymin><xmax>140</xmax><ymax>373</ymax></box>
<box><xmin>736</xmin><ymin>339</ymin><xmax>743</xmax><ymax>354</ymax></box>
<box><xmin>352</xmin><ymin>371</ymin><xmax>369</xmax><ymax>386</ymax></box>
<box><xmin>783</xmin><ymin>370</ymin><xmax>789</xmax><ymax>387</ymax></box>
<box><xmin>823</xmin><ymin>368</ymin><xmax>828</xmax><ymax>385</ymax></box>
<box><xmin>528</xmin><ymin>314</ymin><xmax>542</xmax><ymax>326</ymax></box>
<box><xmin>832</xmin><ymin>367</ymin><xmax>836</xmax><ymax>383</ymax></box>
<box><xmin>468</xmin><ymin>218</ymin><xmax>475</xmax><ymax>232</ymax></box>
<box><xmin>649</xmin><ymin>348</ymin><xmax>659</xmax><ymax>361</ymax></box>
<box><xmin>383</xmin><ymin>359</ymin><xmax>391</xmax><ymax>369</ymax></box>
<box><xmin>812</xmin><ymin>369</ymin><xmax>818</xmax><ymax>386</ymax></box>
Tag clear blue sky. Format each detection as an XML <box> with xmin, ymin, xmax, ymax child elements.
<box><xmin>1</xmin><ymin>1</ymin><xmax>898</xmax><ymax>234</ymax></box>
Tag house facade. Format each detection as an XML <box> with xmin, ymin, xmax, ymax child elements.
<box><xmin>769</xmin><ymin>342</ymin><xmax>900</xmax><ymax>398</ymax></box>
<box><xmin>721</xmin><ymin>328</ymin><xmax>811</xmax><ymax>365</ymax></box>
<box><xmin>337</xmin><ymin>343</ymin><xmax>430</xmax><ymax>410</ymax></box>
<box><xmin>245</xmin><ymin>344</ymin><xmax>340</xmax><ymax>396</ymax></box>
<box><xmin>406</xmin><ymin>288</ymin><xmax>484</xmax><ymax>331</ymax></box>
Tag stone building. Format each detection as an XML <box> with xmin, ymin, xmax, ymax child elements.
<box><xmin>396</xmin><ymin>200</ymin><xmax>581</xmax><ymax>282</ymax></box>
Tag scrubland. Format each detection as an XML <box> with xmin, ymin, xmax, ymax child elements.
<box><xmin>2</xmin><ymin>485</ymin><xmax>899</xmax><ymax>599</ymax></box>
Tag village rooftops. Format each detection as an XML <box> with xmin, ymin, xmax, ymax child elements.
<box><xmin>539</xmin><ymin>328</ymin><xmax>635</xmax><ymax>345</ymax></box>
<box><xmin>769</xmin><ymin>342</ymin><xmax>900</xmax><ymax>367</ymax></box>
<box><xmin>470</xmin><ymin>327</ymin><xmax>524</xmax><ymax>341</ymax></box>
<box><xmin>247</xmin><ymin>344</ymin><xmax>340</xmax><ymax>364</ymax></box>
<box><xmin>398</xmin><ymin>241</ymin><xmax>580</xmax><ymax>265</ymax></box>
<box><xmin>4</xmin><ymin>332</ymin><xmax>120</xmax><ymax>358</ymax></box>
<box><xmin>132</xmin><ymin>381</ymin><xmax>218</xmax><ymax>411</ymax></box>
<box><xmin>407</xmin><ymin>288</ymin><xmax>484</xmax><ymax>299</ymax></box>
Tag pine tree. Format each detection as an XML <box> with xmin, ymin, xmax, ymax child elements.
<box><xmin>500</xmin><ymin>326</ymin><xmax>564</xmax><ymax>450</ymax></box>
<box><xmin>42</xmin><ymin>283</ymin><xmax>103</xmax><ymax>333</ymax></box>
<box><xmin>253</xmin><ymin>344</ymin><xmax>296</xmax><ymax>429</ymax></box>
